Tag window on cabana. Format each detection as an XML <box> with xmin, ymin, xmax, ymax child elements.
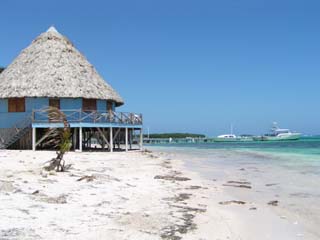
<box><xmin>83</xmin><ymin>99</ymin><xmax>97</xmax><ymax>111</ymax></box>
<box><xmin>49</xmin><ymin>98</ymin><xmax>60</xmax><ymax>109</ymax></box>
<box><xmin>8</xmin><ymin>98</ymin><xmax>25</xmax><ymax>112</ymax></box>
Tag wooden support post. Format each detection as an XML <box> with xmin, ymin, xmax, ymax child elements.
<box><xmin>32</xmin><ymin>127</ymin><xmax>36</xmax><ymax>151</ymax></box>
<box><xmin>79</xmin><ymin>127</ymin><xmax>83</xmax><ymax>152</ymax></box>
<box><xmin>125</xmin><ymin>128</ymin><xmax>128</xmax><ymax>152</ymax></box>
<box><xmin>129</xmin><ymin>129</ymin><xmax>132</xmax><ymax>150</ymax></box>
<box><xmin>109</xmin><ymin>127</ymin><xmax>113</xmax><ymax>152</ymax></box>
<box><xmin>139</xmin><ymin>128</ymin><xmax>143</xmax><ymax>150</ymax></box>
<box><xmin>73</xmin><ymin>128</ymin><xmax>77</xmax><ymax>151</ymax></box>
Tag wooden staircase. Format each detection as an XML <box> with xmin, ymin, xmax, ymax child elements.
<box><xmin>0</xmin><ymin>116</ymin><xmax>32</xmax><ymax>149</ymax></box>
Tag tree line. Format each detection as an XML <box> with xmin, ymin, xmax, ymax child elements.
<box><xmin>144</xmin><ymin>133</ymin><xmax>206</xmax><ymax>139</ymax></box>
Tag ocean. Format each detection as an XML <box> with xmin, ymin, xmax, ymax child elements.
<box><xmin>147</xmin><ymin>137</ymin><xmax>320</xmax><ymax>239</ymax></box>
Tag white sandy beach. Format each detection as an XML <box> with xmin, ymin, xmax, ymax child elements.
<box><xmin>0</xmin><ymin>149</ymin><xmax>313</xmax><ymax>240</ymax></box>
<box><xmin>0</xmin><ymin>150</ymin><xmax>209</xmax><ymax>240</ymax></box>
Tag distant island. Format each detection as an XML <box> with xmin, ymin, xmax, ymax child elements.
<box><xmin>144</xmin><ymin>133</ymin><xmax>206</xmax><ymax>139</ymax></box>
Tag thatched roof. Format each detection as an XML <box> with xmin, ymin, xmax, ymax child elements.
<box><xmin>0</xmin><ymin>27</ymin><xmax>124</xmax><ymax>106</ymax></box>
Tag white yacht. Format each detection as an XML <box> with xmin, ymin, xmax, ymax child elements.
<box><xmin>255</xmin><ymin>123</ymin><xmax>301</xmax><ymax>141</ymax></box>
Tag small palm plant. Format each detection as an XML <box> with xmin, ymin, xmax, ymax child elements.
<box><xmin>43</xmin><ymin>107</ymin><xmax>72</xmax><ymax>172</ymax></box>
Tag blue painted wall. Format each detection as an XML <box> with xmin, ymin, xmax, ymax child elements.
<box><xmin>0</xmin><ymin>98</ymin><xmax>117</xmax><ymax>128</ymax></box>
<box><xmin>97</xmin><ymin>100</ymin><xmax>107</xmax><ymax>112</ymax></box>
<box><xmin>0</xmin><ymin>99</ymin><xmax>8</xmax><ymax>113</ymax></box>
<box><xmin>0</xmin><ymin>97</ymin><xmax>49</xmax><ymax>128</ymax></box>
<box><xmin>26</xmin><ymin>98</ymin><xmax>49</xmax><ymax>111</ymax></box>
<box><xmin>60</xmin><ymin>98</ymin><xmax>82</xmax><ymax>110</ymax></box>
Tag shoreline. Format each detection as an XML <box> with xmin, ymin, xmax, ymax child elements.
<box><xmin>0</xmin><ymin>148</ymin><xmax>318</xmax><ymax>239</ymax></box>
<box><xmin>149</xmin><ymin>146</ymin><xmax>319</xmax><ymax>240</ymax></box>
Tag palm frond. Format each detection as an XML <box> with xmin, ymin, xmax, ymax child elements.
<box><xmin>43</xmin><ymin>107</ymin><xmax>72</xmax><ymax>172</ymax></box>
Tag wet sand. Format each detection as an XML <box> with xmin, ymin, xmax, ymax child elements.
<box><xmin>150</xmin><ymin>147</ymin><xmax>319</xmax><ymax>240</ymax></box>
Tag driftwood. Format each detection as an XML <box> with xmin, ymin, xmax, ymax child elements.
<box><xmin>219</xmin><ymin>200</ymin><xmax>246</xmax><ymax>205</ymax></box>
<box><xmin>154</xmin><ymin>175</ymin><xmax>191</xmax><ymax>181</ymax></box>
<box><xmin>227</xmin><ymin>181</ymin><xmax>251</xmax><ymax>185</ymax></box>
<box><xmin>268</xmin><ymin>200</ymin><xmax>279</xmax><ymax>206</ymax></box>
<box><xmin>163</xmin><ymin>193</ymin><xmax>192</xmax><ymax>203</ymax></box>
<box><xmin>223</xmin><ymin>180</ymin><xmax>252</xmax><ymax>189</ymax></box>
<box><xmin>265</xmin><ymin>183</ymin><xmax>278</xmax><ymax>187</ymax></box>
<box><xmin>222</xmin><ymin>184</ymin><xmax>252</xmax><ymax>189</ymax></box>
<box><xmin>41</xmin><ymin>194</ymin><xmax>67</xmax><ymax>204</ymax></box>
<box><xmin>77</xmin><ymin>175</ymin><xmax>96</xmax><ymax>182</ymax></box>
<box><xmin>186</xmin><ymin>185</ymin><xmax>202</xmax><ymax>190</ymax></box>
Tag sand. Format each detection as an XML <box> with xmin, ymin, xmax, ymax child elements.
<box><xmin>0</xmin><ymin>149</ymin><xmax>310</xmax><ymax>240</ymax></box>
<box><xmin>0</xmin><ymin>150</ymin><xmax>210</xmax><ymax>240</ymax></box>
<box><xmin>152</xmin><ymin>148</ymin><xmax>315</xmax><ymax>240</ymax></box>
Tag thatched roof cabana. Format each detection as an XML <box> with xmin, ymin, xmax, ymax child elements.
<box><xmin>0</xmin><ymin>27</ymin><xmax>124</xmax><ymax>106</ymax></box>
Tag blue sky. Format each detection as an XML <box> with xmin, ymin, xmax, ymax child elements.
<box><xmin>1</xmin><ymin>0</ymin><xmax>320</xmax><ymax>136</ymax></box>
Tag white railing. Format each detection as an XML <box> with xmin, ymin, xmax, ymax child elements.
<box><xmin>32</xmin><ymin>109</ymin><xmax>143</xmax><ymax>125</ymax></box>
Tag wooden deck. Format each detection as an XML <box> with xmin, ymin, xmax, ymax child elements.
<box><xmin>0</xmin><ymin>109</ymin><xmax>143</xmax><ymax>151</ymax></box>
<box><xmin>32</xmin><ymin>109</ymin><xmax>143</xmax><ymax>128</ymax></box>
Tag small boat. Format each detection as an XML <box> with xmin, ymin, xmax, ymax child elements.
<box><xmin>255</xmin><ymin>122</ymin><xmax>301</xmax><ymax>141</ymax></box>
<box><xmin>213</xmin><ymin>134</ymin><xmax>240</xmax><ymax>142</ymax></box>
<box><xmin>213</xmin><ymin>124</ymin><xmax>241</xmax><ymax>142</ymax></box>
<box><xmin>239</xmin><ymin>134</ymin><xmax>254</xmax><ymax>141</ymax></box>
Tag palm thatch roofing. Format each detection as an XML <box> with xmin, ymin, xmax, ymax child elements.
<box><xmin>0</xmin><ymin>27</ymin><xmax>124</xmax><ymax>106</ymax></box>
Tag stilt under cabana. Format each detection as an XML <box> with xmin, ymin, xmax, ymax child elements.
<box><xmin>125</xmin><ymin>128</ymin><xmax>128</xmax><ymax>152</ymax></box>
<box><xmin>32</xmin><ymin>127</ymin><xmax>36</xmax><ymax>151</ymax></box>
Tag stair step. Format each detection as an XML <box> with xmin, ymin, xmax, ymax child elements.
<box><xmin>1</xmin><ymin>117</ymin><xmax>32</xmax><ymax>149</ymax></box>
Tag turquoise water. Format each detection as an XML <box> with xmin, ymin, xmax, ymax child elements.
<box><xmin>147</xmin><ymin>137</ymin><xmax>320</xmax><ymax>238</ymax></box>
<box><xmin>148</xmin><ymin>136</ymin><xmax>320</xmax><ymax>155</ymax></box>
<box><xmin>148</xmin><ymin>136</ymin><xmax>320</xmax><ymax>168</ymax></box>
